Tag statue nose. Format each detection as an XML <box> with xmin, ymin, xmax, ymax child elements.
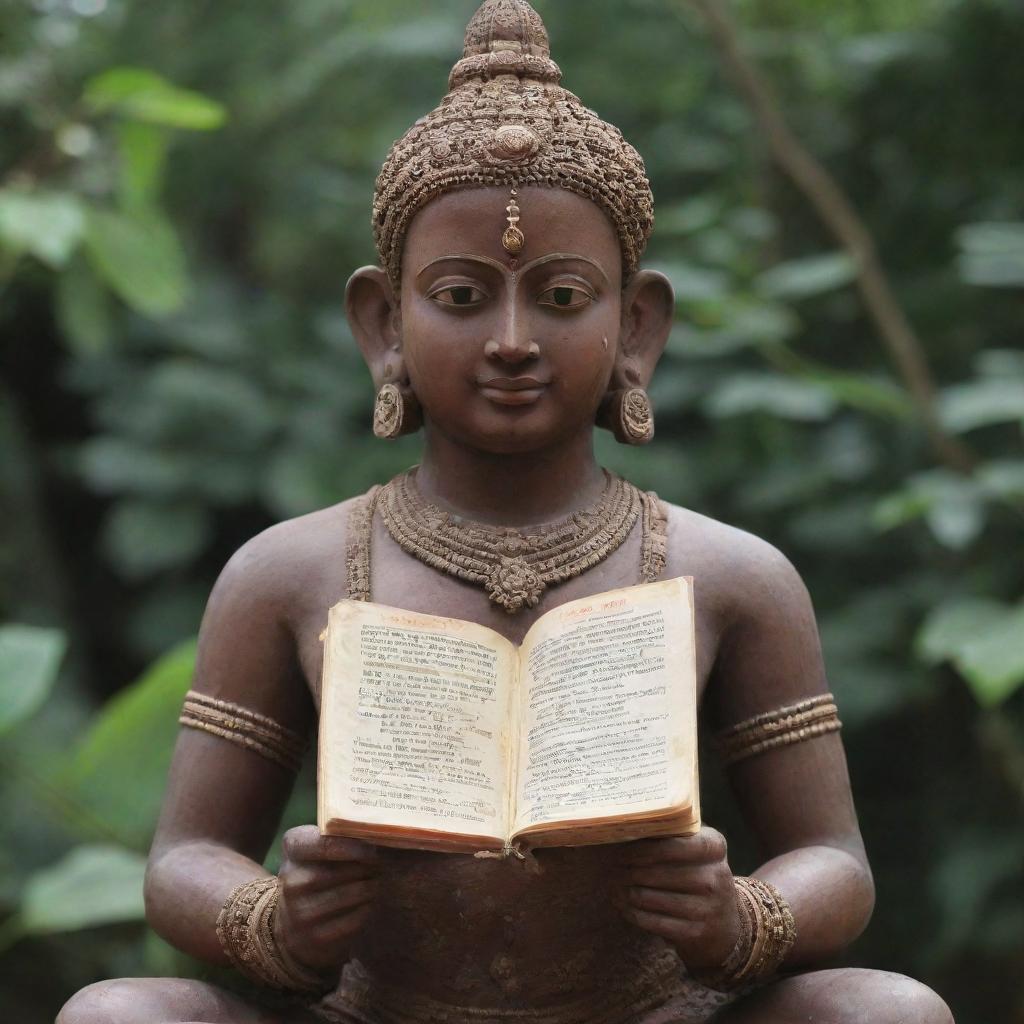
<box><xmin>485</xmin><ymin>331</ymin><xmax>540</xmax><ymax>363</ymax></box>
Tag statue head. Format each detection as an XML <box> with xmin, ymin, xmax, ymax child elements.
<box><xmin>347</xmin><ymin>0</ymin><xmax>674</xmax><ymax>453</ymax></box>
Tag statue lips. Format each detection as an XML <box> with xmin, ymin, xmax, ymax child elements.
<box><xmin>477</xmin><ymin>375</ymin><xmax>550</xmax><ymax>406</ymax></box>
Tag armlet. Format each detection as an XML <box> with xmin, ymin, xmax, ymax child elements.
<box><xmin>179</xmin><ymin>690</ymin><xmax>307</xmax><ymax>772</ymax></box>
<box><xmin>713</xmin><ymin>693</ymin><xmax>841</xmax><ymax>768</ymax></box>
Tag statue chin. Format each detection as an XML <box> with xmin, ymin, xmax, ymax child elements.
<box><xmin>426</xmin><ymin>407</ymin><xmax>597</xmax><ymax>457</ymax></box>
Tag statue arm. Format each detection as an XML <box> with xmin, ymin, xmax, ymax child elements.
<box><xmin>705</xmin><ymin>535</ymin><xmax>875</xmax><ymax>967</ymax></box>
<box><xmin>144</xmin><ymin>526</ymin><xmax>316</xmax><ymax>966</ymax></box>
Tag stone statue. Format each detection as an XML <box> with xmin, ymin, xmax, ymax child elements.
<box><xmin>57</xmin><ymin>2</ymin><xmax>954</xmax><ymax>1022</ymax></box>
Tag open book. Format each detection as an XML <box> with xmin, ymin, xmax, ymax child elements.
<box><xmin>318</xmin><ymin>577</ymin><xmax>700</xmax><ymax>855</ymax></box>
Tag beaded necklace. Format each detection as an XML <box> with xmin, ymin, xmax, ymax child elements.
<box><xmin>347</xmin><ymin>470</ymin><xmax>667</xmax><ymax>613</ymax></box>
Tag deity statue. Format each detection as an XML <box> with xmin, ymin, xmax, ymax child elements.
<box><xmin>57</xmin><ymin>2</ymin><xmax>954</xmax><ymax>1022</ymax></box>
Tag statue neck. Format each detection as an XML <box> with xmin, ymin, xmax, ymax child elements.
<box><xmin>415</xmin><ymin>427</ymin><xmax>606</xmax><ymax>527</ymax></box>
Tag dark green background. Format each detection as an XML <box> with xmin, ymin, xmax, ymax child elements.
<box><xmin>1</xmin><ymin>1</ymin><xmax>1022</xmax><ymax>1021</ymax></box>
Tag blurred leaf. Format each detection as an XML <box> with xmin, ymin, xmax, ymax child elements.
<box><xmin>977</xmin><ymin>459</ymin><xmax>1024</xmax><ymax>501</ymax></box>
<box><xmin>805</xmin><ymin>370</ymin><xmax>912</xmax><ymax>418</ymax></box>
<box><xmin>955</xmin><ymin>604</ymin><xmax>1024</xmax><ymax>707</ymax></box>
<box><xmin>956</xmin><ymin>222</ymin><xmax>1024</xmax><ymax>287</ymax></box>
<box><xmin>875</xmin><ymin>471</ymin><xmax>986</xmax><ymax>549</ymax></box>
<box><xmin>84</xmin><ymin>207</ymin><xmax>189</xmax><ymax>316</ymax></box>
<box><xmin>756</xmin><ymin>252</ymin><xmax>857</xmax><ymax>300</ymax></box>
<box><xmin>0</xmin><ymin>190</ymin><xmax>84</xmax><ymax>268</ymax></box>
<box><xmin>141</xmin><ymin>362</ymin><xmax>275</xmax><ymax>445</ymax></box>
<box><xmin>84</xmin><ymin>67</ymin><xmax>226</xmax><ymax>130</ymax></box>
<box><xmin>704</xmin><ymin>373</ymin><xmax>838</xmax><ymax>421</ymax></box>
<box><xmin>917</xmin><ymin>599</ymin><xmax>1024</xmax><ymax>706</ymax></box>
<box><xmin>916</xmin><ymin>598</ymin><xmax>1005</xmax><ymax>665</ymax></box>
<box><xmin>725</xmin><ymin>206</ymin><xmax>776</xmax><ymax>244</ymax></box>
<box><xmin>873</xmin><ymin>489</ymin><xmax>932</xmax><ymax>531</ymax></box>
<box><xmin>939</xmin><ymin>377</ymin><xmax>1024</xmax><ymax>433</ymax></box>
<box><xmin>77</xmin><ymin>436</ymin><xmax>190</xmax><ymax>497</ymax></box>
<box><xmin>102</xmin><ymin>500</ymin><xmax>212</xmax><ymax>580</ymax></box>
<box><xmin>975</xmin><ymin>348</ymin><xmax>1024</xmax><ymax>378</ymax></box>
<box><xmin>55</xmin><ymin>256</ymin><xmax>113</xmax><ymax>356</ymax></box>
<box><xmin>652</xmin><ymin>196</ymin><xmax>722</xmax><ymax>236</ymax></box>
<box><xmin>61</xmin><ymin>640</ymin><xmax>196</xmax><ymax>848</ymax></box>
<box><xmin>925</xmin><ymin>490</ymin><xmax>986</xmax><ymax>550</ymax></box>
<box><xmin>117</xmin><ymin>122</ymin><xmax>169</xmax><ymax>210</ymax></box>
<box><xmin>788</xmin><ymin>496</ymin><xmax>876</xmax><ymax>551</ymax></box>
<box><xmin>653</xmin><ymin>260</ymin><xmax>731</xmax><ymax>303</ymax></box>
<box><xmin>720</xmin><ymin>300</ymin><xmax>800</xmax><ymax>344</ymax></box>
<box><xmin>671</xmin><ymin>300</ymin><xmax>800</xmax><ymax>359</ymax></box>
<box><xmin>840</xmin><ymin>31</ymin><xmax>930</xmax><ymax>68</ymax></box>
<box><xmin>0</xmin><ymin>625</ymin><xmax>67</xmax><ymax>735</ymax></box>
<box><xmin>21</xmin><ymin>845</ymin><xmax>146</xmax><ymax>934</ymax></box>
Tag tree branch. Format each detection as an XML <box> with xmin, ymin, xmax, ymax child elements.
<box><xmin>685</xmin><ymin>0</ymin><xmax>975</xmax><ymax>473</ymax></box>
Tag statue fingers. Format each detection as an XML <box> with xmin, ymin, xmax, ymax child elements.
<box><xmin>282</xmin><ymin>826</ymin><xmax>379</xmax><ymax>865</ymax></box>
<box><xmin>625</xmin><ymin>863</ymin><xmax>727</xmax><ymax>894</ymax></box>
<box><xmin>626</xmin><ymin>886</ymin><xmax>708</xmax><ymax>920</ymax></box>
<box><xmin>621</xmin><ymin>829</ymin><xmax>728</xmax><ymax>867</ymax></box>
<box><xmin>280</xmin><ymin>860</ymin><xmax>379</xmax><ymax>897</ymax></box>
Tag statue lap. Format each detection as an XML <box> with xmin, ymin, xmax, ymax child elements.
<box><xmin>56</xmin><ymin>977</ymin><xmax>317</xmax><ymax>1024</ymax></box>
<box><xmin>57</xmin><ymin>968</ymin><xmax>953</xmax><ymax>1024</ymax></box>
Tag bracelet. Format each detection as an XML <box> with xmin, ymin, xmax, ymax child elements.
<box><xmin>689</xmin><ymin>877</ymin><xmax>797</xmax><ymax>991</ymax></box>
<box><xmin>216</xmin><ymin>877</ymin><xmax>333</xmax><ymax>995</ymax></box>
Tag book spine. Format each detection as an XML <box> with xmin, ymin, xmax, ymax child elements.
<box><xmin>503</xmin><ymin>653</ymin><xmax>522</xmax><ymax>844</ymax></box>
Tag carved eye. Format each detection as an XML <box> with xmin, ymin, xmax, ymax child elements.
<box><xmin>431</xmin><ymin>286</ymin><xmax>486</xmax><ymax>308</ymax></box>
<box><xmin>538</xmin><ymin>286</ymin><xmax>592</xmax><ymax>310</ymax></box>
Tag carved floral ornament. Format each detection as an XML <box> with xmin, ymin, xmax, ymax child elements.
<box><xmin>489</xmin><ymin>124</ymin><xmax>541</xmax><ymax>162</ymax></box>
<box><xmin>621</xmin><ymin>388</ymin><xmax>655</xmax><ymax>445</ymax></box>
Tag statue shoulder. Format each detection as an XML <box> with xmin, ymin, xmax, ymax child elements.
<box><xmin>209</xmin><ymin>493</ymin><xmax>369</xmax><ymax>629</ymax></box>
<box><xmin>658</xmin><ymin>502</ymin><xmax>826</xmax><ymax>722</ymax></box>
<box><xmin>658</xmin><ymin>500</ymin><xmax>811</xmax><ymax>631</ymax></box>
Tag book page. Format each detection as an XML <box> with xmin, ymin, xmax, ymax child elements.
<box><xmin>512</xmin><ymin>579</ymin><xmax>696</xmax><ymax>836</ymax></box>
<box><xmin>319</xmin><ymin>601</ymin><xmax>516</xmax><ymax>841</ymax></box>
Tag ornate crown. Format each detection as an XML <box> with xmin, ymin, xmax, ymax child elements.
<box><xmin>372</xmin><ymin>0</ymin><xmax>655</xmax><ymax>286</ymax></box>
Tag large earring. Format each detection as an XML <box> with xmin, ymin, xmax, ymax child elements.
<box><xmin>599</xmin><ymin>387</ymin><xmax>655</xmax><ymax>446</ymax></box>
<box><xmin>373</xmin><ymin>383</ymin><xmax>422</xmax><ymax>440</ymax></box>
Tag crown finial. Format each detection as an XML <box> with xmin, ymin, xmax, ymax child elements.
<box><xmin>463</xmin><ymin>0</ymin><xmax>551</xmax><ymax>59</ymax></box>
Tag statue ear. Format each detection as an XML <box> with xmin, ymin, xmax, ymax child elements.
<box><xmin>346</xmin><ymin>266</ymin><xmax>404</xmax><ymax>388</ymax></box>
<box><xmin>612</xmin><ymin>270</ymin><xmax>675</xmax><ymax>389</ymax></box>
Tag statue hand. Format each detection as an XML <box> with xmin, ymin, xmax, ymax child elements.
<box><xmin>273</xmin><ymin>825</ymin><xmax>379</xmax><ymax>978</ymax></box>
<box><xmin>619</xmin><ymin>828</ymin><xmax>742</xmax><ymax>974</ymax></box>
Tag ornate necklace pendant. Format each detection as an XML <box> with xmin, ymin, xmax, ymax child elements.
<box><xmin>486</xmin><ymin>557</ymin><xmax>545</xmax><ymax>614</ymax></box>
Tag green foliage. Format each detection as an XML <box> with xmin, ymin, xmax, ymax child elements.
<box><xmin>939</xmin><ymin>377</ymin><xmax>1024</xmax><ymax>434</ymax></box>
<box><xmin>956</xmin><ymin>222</ymin><xmax>1024</xmax><ymax>288</ymax></box>
<box><xmin>2</xmin><ymin>0</ymin><xmax>1023</xmax><ymax>1020</ymax></box>
<box><xmin>84</xmin><ymin>68</ymin><xmax>227</xmax><ymax>131</ymax></box>
<box><xmin>0</xmin><ymin>190</ymin><xmax>85</xmax><ymax>268</ymax></box>
<box><xmin>61</xmin><ymin>640</ymin><xmax>196</xmax><ymax>849</ymax></box>
<box><xmin>18</xmin><ymin>845</ymin><xmax>147</xmax><ymax>937</ymax></box>
<box><xmin>755</xmin><ymin>251</ymin><xmax>858</xmax><ymax>300</ymax></box>
<box><xmin>83</xmin><ymin>208</ymin><xmax>190</xmax><ymax>316</ymax></box>
<box><xmin>919</xmin><ymin>599</ymin><xmax>1024</xmax><ymax>707</ymax></box>
<box><xmin>0</xmin><ymin>626</ymin><xmax>67</xmax><ymax>735</ymax></box>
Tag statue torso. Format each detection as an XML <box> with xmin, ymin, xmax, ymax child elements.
<box><xmin>283</xmin><ymin>492</ymin><xmax>729</xmax><ymax>1009</ymax></box>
